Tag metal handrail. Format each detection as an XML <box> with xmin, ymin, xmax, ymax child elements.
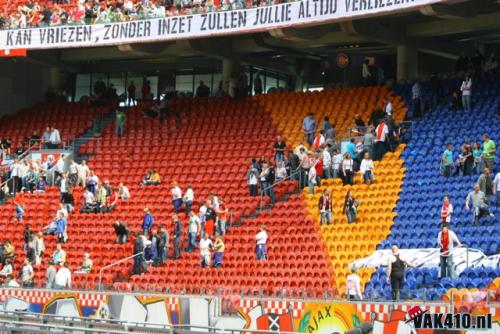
<box><xmin>259</xmin><ymin>168</ymin><xmax>301</xmax><ymax>210</ymax></box>
<box><xmin>413</xmin><ymin>245</ymin><xmax>470</xmax><ymax>268</ymax></box>
<box><xmin>98</xmin><ymin>251</ymin><xmax>144</xmax><ymax>291</ymax></box>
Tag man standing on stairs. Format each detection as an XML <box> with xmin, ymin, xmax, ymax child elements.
<box><xmin>302</xmin><ymin>113</ymin><xmax>317</xmax><ymax>146</ymax></box>
<box><xmin>13</xmin><ymin>187</ymin><xmax>25</xmax><ymax>222</ymax></box>
<box><xmin>173</xmin><ymin>214</ymin><xmax>183</xmax><ymax>260</ymax></box>
<box><xmin>260</xmin><ymin>162</ymin><xmax>276</xmax><ymax>207</ymax></box>
<box><xmin>273</xmin><ymin>135</ymin><xmax>287</xmax><ymax>163</ymax></box>
<box><xmin>115</xmin><ymin>109</ymin><xmax>126</xmax><ymax>137</ymax></box>
<box><xmin>318</xmin><ymin>189</ymin><xmax>333</xmax><ymax>225</ymax></box>
<box><xmin>437</xmin><ymin>226</ymin><xmax>461</xmax><ymax>279</ymax></box>
<box><xmin>482</xmin><ymin>134</ymin><xmax>496</xmax><ymax>172</ymax></box>
<box><xmin>373</xmin><ymin>121</ymin><xmax>389</xmax><ymax>161</ymax></box>
<box><xmin>142</xmin><ymin>208</ymin><xmax>154</xmax><ymax>237</ymax></box>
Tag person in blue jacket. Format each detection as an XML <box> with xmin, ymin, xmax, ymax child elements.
<box><xmin>142</xmin><ymin>208</ymin><xmax>154</xmax><ymax>237</ymax></box>
<box><xmin>55</xmin><ymin>214</ymin><xmax>67</xmax><ymax>243</ymax></box>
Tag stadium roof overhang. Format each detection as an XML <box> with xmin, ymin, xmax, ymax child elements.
<box><xmin>18</xmin><ymin>0</ymin><xmax>500</xmax><ymax>74</ymax></box>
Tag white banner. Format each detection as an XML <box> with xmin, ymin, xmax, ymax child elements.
<box><xmin>0</xmin><ymin>0</ymin><xmax>444</xmax><ymax>50</ymax></box>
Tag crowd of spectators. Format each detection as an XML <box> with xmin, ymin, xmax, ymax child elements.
<box><xmin>0</xmin><ymin>0</ymin><xmax>290</xmax><ymax>30</ymax></box>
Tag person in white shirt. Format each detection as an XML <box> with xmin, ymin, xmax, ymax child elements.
<box><xmin>54</xmin><ymin>155</ymin><xmax>65</xmax><ymax>186</ymax></box>
<box><xmin>441</xmin><ymin>196</ymin><xmax>453</xmax><ymax>225</ymax></box>
<box><xmin>11</xmin><ymin>159</ymin><xmax>21</xmax><ymax>194</ymax></box>
<box><xmin>373</xmin><ymin>121</ymin><xmax>389</xmax><ymax>161</ymax></box>
<box><xmin>211</xmin><ymin>193</ymin><xmax>220</xmax><ymax>210</ymax></box>
<box><xmin>184</xmin><ymin>185</ymin><xmax>194</xmax><ymax>215</ymax></box>
<box><xmin>54</xmin><ymin>263</ymin><xmax>72</xmax><ymax>289</ymax></box>
<box><xmin>255</xmin><ymin>225</ymin><xmax>268</xmax><ymax>260</ymax></box>
<box><xmin>0</xmin><ymin>259</ymin><xmax>13</xmax><ymax>277</ymax></box>
<box><xmin>83</xmin><ymin>189</ymin><xmax>95</xmax><ymax>205</ymax></box>
<box><xmin>199</xmin><ymin>234</ymin><xmax>213</xmax><ymax>268</ymax></box>
<box><xmin>118</xmin><ymin>183</ymin><xmax>130</xmax><ymax>200</ymax></box>
<box><xmin>360</xmin><ymin>153</ymin><xmax>375</xmax><ymax>184</ymax></box>
<box><xmin>49</xmin><ymin>126</ymin><xmax>61</xmax><ymax>149</ymax></box>
<box><xmin>308</xmin><ymin>163</ymin><xmax>317</xmax><ymax>195</ymax></box>
<box><xmin>68</xmin><ymin>160</ymin><xmax>79</xmax><ymax>184</ymax></box>
<box><xmin>437</xmin><ymin>226</ymin><xmax>461</xmax><ymax>278</ymax></box>
<box><xmin>384</xmin><ymin>98</ymin><xmax>393</xmax><ymax>117</ymax></box>
<box><xmin>342</xmin><ymin>153</ymin><xmax>354</xmax><ymax>186</ymax></box>
<box><xmin>492</xmin><ymin>172</ymin><xmax>500</xmax><ymax>207</ymax></box>
<box><xmin>187</xmin><ymin>211</ymin><xmax>201</xmax><ymax>253</ymax></box>
<box><xmin>77</xmin><ymin>160</ymin><xmax>90</xmax><ymax>189</ymax></box>
<box><xmin>346</xmin><ymin>268</ymin><xmax>363</xmax><ymax>300</ymax></box>
<box><xmin>5</xmin><ymin>275</ymin><xmax>20</xmax><ymax>288</ymax></box>
<box><xmin>322</xmin><ymin>147</ymin><xmax>332</xmax><ymax>179</ymax></box>
<box><xmin>275</xmin><ymin>162</ymin><xmax>287</xmax><ymax>181</ymax></box>
<box><xmin>331</xmin><ymin>149</ymin><xmax>343</xmax><ymax>179</ymax></box>
<box><xmin>460</xmin><ymin>75</ymin><xmax>472</xmax><ymax>112</ymax></box>
<box><xmin>171</xmin><ymin>182</ymin><xmax>183</xmax><ymax>213</ymax></box>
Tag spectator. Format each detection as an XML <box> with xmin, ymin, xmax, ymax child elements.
<box><xmin>0</xmin><ymin>259</ymin><xmax>13</xmax><ymax>278</ymax></box>
<box><xmin>212</xmin><ymin>234</ymin><xmax>224</xmax><ymax>268</ymax></box>
<box><xmin>477</xmin><ymin>168</ymin><xmax>494</xmax><ymax>203</ymax></box>
<box><xmin>45</xmin><ymin>261</ymin><xmax>56</xmax><ymax>289</ymax></box>
<box><xmin>255</xmin><ymin>225</ymin><xmax>268</xmax><ymax>261</ymax></box>
<box><xmin>199</xmin><ymin>234</ymin><xmax>212</xmax><ymax>268</ymax></box>
<box><xmin>412</xmin><ymin>80</ymin><xmax>422</xmax><ymax>118</ymax></box>
<box><xmin>141</xmin><ymin>169</ymin><xmax>161</xmax><ymax>186</ymax></box>
<box><xmin>173</xmin><ymin>214</ymin><xmax>182</xmax><ymax>260</ymax></box>
<box><xmin>312</xmin><ymin>131</ymin><xmax>325</xmax><ymax>151</ymax></box>
<box><xmin>321</xmin><ymin>147</ymin><xmax>332</xmax><ymax>179</ymax></box>
<box><xmin>74</xmin><ymin>253</ymin><xmax>93</xmax><ymax>274</ymax></box>
<box><xmin>466</xmin><ymin>184</ymin><xmax>494</xmax><ymax>225</ymax></box>
<box><xmin>384</xmin><ymin>97</ymin><xmax>393</xmax><ymax>117</ymax></box>
<box><xmin>482</xmin><ymin>134</ymin><xmax>496</xmax><ymax>171</ymax></box>
<box><xmin>21</xmin><ymin>258</ymin><xmax>34</xmax><ymax>287</ymax></box>
<box><xmin>494</xmin><ymin>170</ymin><xmax>500</xmax><ymax>207</ymax></box>
<box><xmin>462</xmin><ymin>142</ymin><xmax>474</xmax><ymax>176</ymax></box>
<box><xmin>23</xmin><ymin>225</ymin><xmax>33</xmax><ymax>250</ymax></box>
<box><xmin>441</xmin><ymin>143</ymin><xmax>454</xmax><ymax>177</ymax></box>
<box><xmin>26</xmin><ymin>241</ymin><xmax>35</xmax><ymax>264</ymax></box>
<box><xmin>77</xmin><ymin>160</ymin><xmax>90</xmax><ymax>189</ymax></box>
<box><xmin>473</xmin><ymin>142</ymin><xmax>483</xmax><ymax>174</ymax></box>
<box><xmin>33</xmin><ymin>232</ymin><xmax>45</xmax><ymax>266</ymax></box>
<box><xmin>346</xmin><ymin>268</ymin><xmax>363</xmax><ymax>301</ymax></box>
<box><xmin>132</xmin><ymin>233</ymin><xmax>147</xmax><ymax>275</ymax></box>
<box><xmin>441</xmin><ymin>196</ymin><xmax>453</xmax><ymax>225</ymax></box>
<box><xmin>437</xmin><ymin>226</ymin><xmax>461</xmax><ymax>279</ymax></box>
<box><xmin>48</xmin><ymin>126</ymin><xmax>61</xmax><ymax>149</ymax></box>
<box><xmin>260</xmin><ymin>162</ymin><xmax>276</xmax><ymax>206</ymax></box>
<box><xmin>204</xmin><ymin>201</ymin><xmax>216</xmax><ymax>238</ymax></box>
<box><xmin>362</xmin><ymin>59</ymin><xmax>371</xmax><ymax>86</ymax></box>
<box><xmin>286</xmin><ymin>149</ymin><xmax>300</xmax><ymax>181</ymax></box>
<box><xmin>217</xmin><ymin>199</ymin><xmax>229</xmax><ymax>236</ymax></box>
<box><xmin>331</xmin><ymin>149</ymin><xmax>342</xmax><ymax>179</ymax></box>
<box><xmin>196</xmin><ymin>81</ymin><xmax>210</xmax><ymax>98</ymax></box>
<box><xmin>118</xmin><ymin>183</ymin><xmax>130</xmax><ymax>200</ymax></box>
<box><xmin>187</xmin><ymin>211</ymin><xmax>201</xmax><ymax>253</ymax></box>
<box><xmin>54</xmin><ymin>263</ymin><xmax>71</xmax><ymax>289</ymax></box>
<box><xmin>308</xmin><ymin>162</ymin><xmax>317</xmax><ymax>194</ymax></box>
<box><xmin>460</xmin><ymin>75</ymin><xmax>472</xmax><ymax>112</ymax></box>
<box><xmin>343</xmin><ymin>190</ymin><xmax>358</xmax><ymax>224</ymax></box>
<box><xmin>86</xmin><ymin>171</ymin><xmax>99</xmax><ymax>195</ymax></box>
<box><xmin>115</xmin><ymin>109</ymin><xmax>126</xmax><ymax>137</ymax></box>
<box><xmin>360</xmin><ymin>153</ymin><xmax>375</xmax><ymax>185</ymax></box>
<box><xmin>354</xmin><ymin>114</ymin><xmax>366</xmax><ymax>134</ymax></box>
<box><xmin>387</xmin><ymin>245</ymin><xmax>416</xmax><ymax>301</ymax></box>
<box><xmin>68</xmin><ymin>160</ymin><xmax>79</xmax><ymax>185</ymax></box>
<box><xmin>274</xmin><ymin>135</ymin><xmax>286</xmax><ymax>163</ymax></box>
<box><xmin>127</xmin><ymin>82</ymin><xmax>136</xmax><ymax>106</ymax></box>
<box><xmin>318</xmin><ymin>189</ymin><xmax>333</xmax><ymax>226</ymax></box>
<box><xmin>52</xmin><ymin>244</ymin><xmax>66</xmax><ymax>265</ymax></box>
<box><xmin>322</xmin><ymin>116</ymin><xmax>331</xmax><ymax>134</ymax></box>
<box><xmin>373</xmin><ymin>121</ymin><xmax>389</xmax><ymax>161</ymax></box>
<box><xmin>81</xmin><ymin>188</ymin><xmax>98</xmax><ymax>213</ymax></box>
<box><xmin>2</xmin><ymin>241</ymin><xmax>14</xmax><ymax>265</ymax></box>
<box><xmin>341</xmin><ymin>153</ymin><xmax>354</xmax><ymax>186</ymax></box>
<box><xmin>114</xmin><ymin>221</ymin><xmax>129</xmax><ymax>244</ymax></box>
<box><xmin>55</xmin><ymin>212</ymin><xmax>67</xmax><ymax>243</ymax></box>
<box><xmin>170</xmin><ymin>182</ymin><xmax>183</xmax><ymax>213</ymax></box>
<box><xmin>158</xmin><ymin>225</ymin><xmax>169</xmax><ymax>264</ymax></box>
<box><xmin>5</xmin><ymin>275</ymin><xmax>20</xmax><ymax>288</ymax></box>
<box><xmin>142</xmin><ymin>208</ymin><xmax>154</xmax><ymax>237</ymax></box>
<box><xmin>302</xmin><ymin>113</ymin><xmax>317</xmax><ymax>146</ymax></box>
<box><xmin>298</xmin><ymin>150</ymin><xmax>312</xmax><ymax>190</ymax></box>
<box><xmin>184</xmin><ymin>185</ymin><xmax>194</xmax><ymax>215</ymax></box>
<box><xmin>13</xmin><ymin>188</ymin><xmax>25</xmax><ymax>222</ymax></box>
<box><xmin>246</xmin><ymin>163</ymin><xmax>259</xmax><ymax>196</ymax></box>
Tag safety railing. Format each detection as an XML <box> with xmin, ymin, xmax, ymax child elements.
<box><xmin>258</xmin><ymin>168</ymin><xmax>301</xmax><ymax>210</ymax></box>
<box><xmin>0</xmin><ymin>142</ymin><xmax>38</xmax><ymax>197</ymax></box>
<box><xmin>98</xmin><ymin>251</ymin><xmax>145</xmax><ymax>291</ymax></box>
<box><xmin>28</xmin><ymin>139</ymin><xmax>72</xmax><ymax>151</ymax></box>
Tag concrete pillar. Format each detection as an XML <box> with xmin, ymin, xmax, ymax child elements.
<box><xmin>47</xmin><ymin>66</ymin><xmax>63</xmax><ymax>89</ymax></box>
<box><xmin>294</xmin><ymin>75</ymin><xmax>304</xmax><ymax>92</ymax></box>
<box><xmin>222</xmin><ymin>59</ymin><xmax>240</xmax><ymax>93</ymax></box>
<box><xmin>397</xmin><ymin>45</ymin><xmax>418</xmax><ymax>82</ymax></box>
